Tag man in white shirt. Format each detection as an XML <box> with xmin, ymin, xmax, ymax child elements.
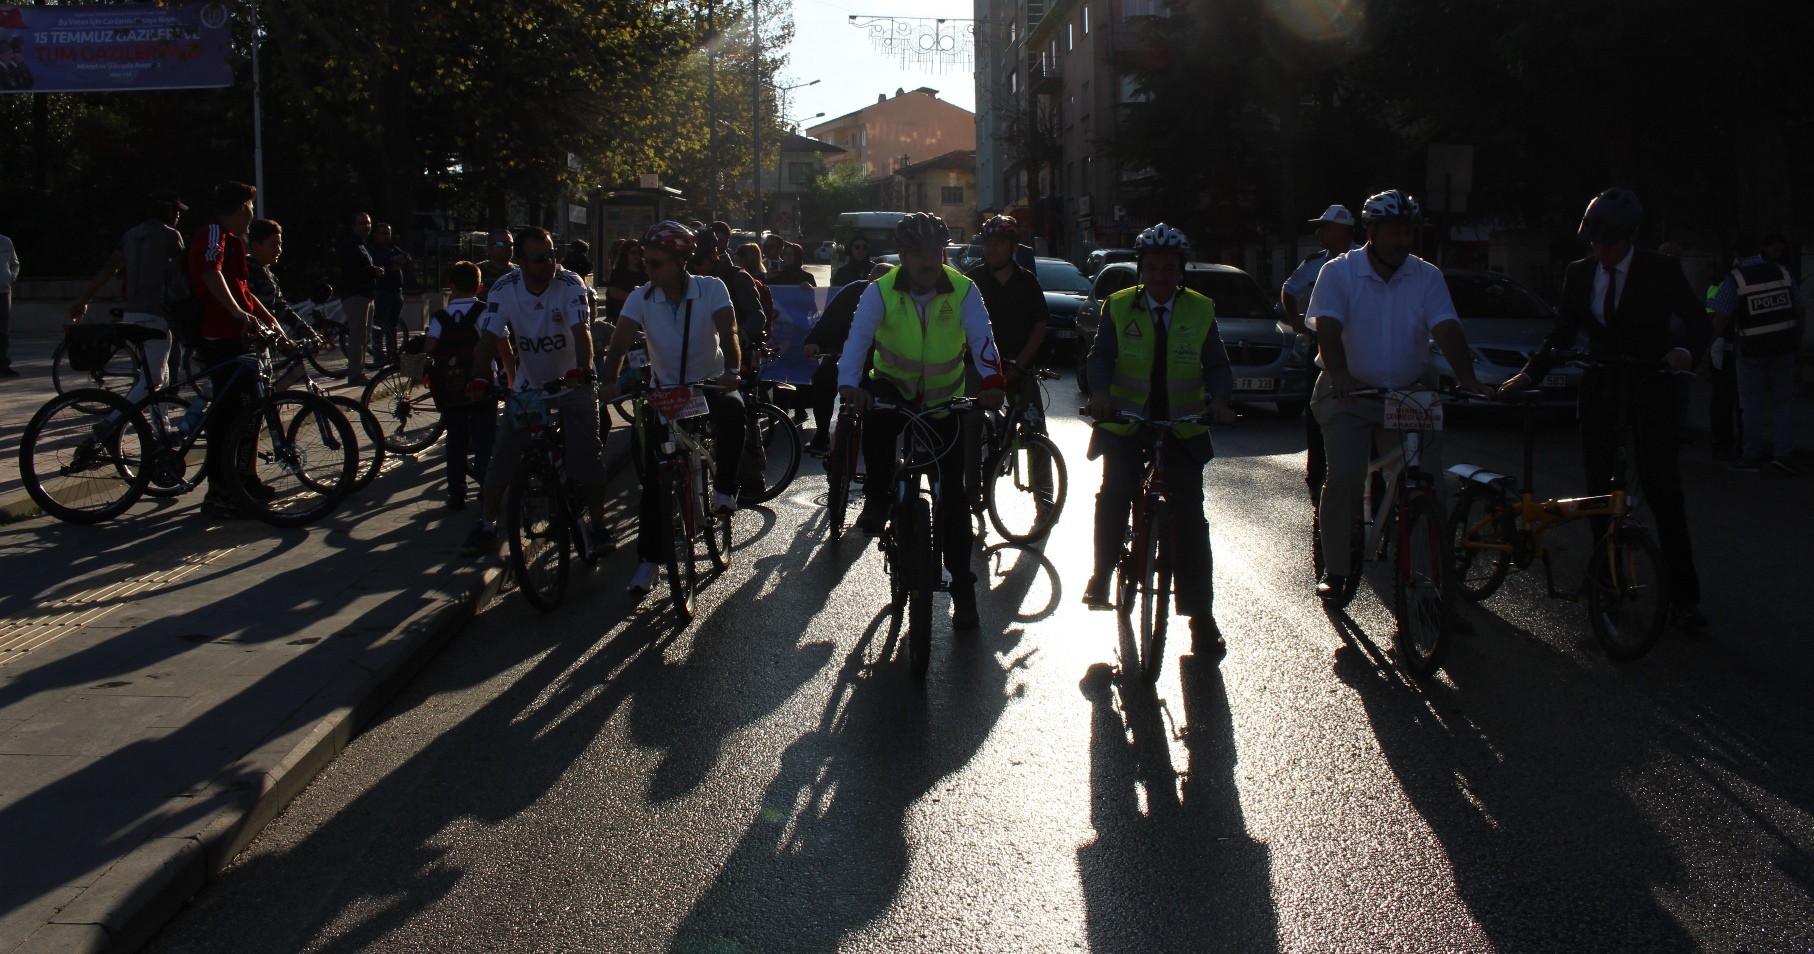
<box><xmin>458</xmin><ymin>228</ymin><xmax>607</xmax><ymax>557</ymax></box>
<box><xmin>598</xmin><ymin>221</ymin><xmax>746</xmax><ymax>595</ymax></box>
<box><xmin>1306</xmin><ymin>189</ymin><xmax>1488</xmax><ymax>601</ymax></box>
<box><xmin>1282</xmin><ymin>204</ymin><xmax>1363</xmax><ymax>502</ymax></box>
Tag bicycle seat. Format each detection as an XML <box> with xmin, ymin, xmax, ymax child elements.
<box><xmin>1447</xmin><ymin>463</ymin><xmax>1515</xmax><ymax>492</ymax></box>
<box><xmin>113</xmin><ymin>324</ymin><xmax>169</xmax><ymax>344</ymax></box>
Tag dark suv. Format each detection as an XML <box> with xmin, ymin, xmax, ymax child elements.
<box><xmin>1076</xmin><ymin>262</ymin><xmax>1310</xmax><ymax>414</ymax></box>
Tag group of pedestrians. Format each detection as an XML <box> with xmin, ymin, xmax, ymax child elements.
<box><xmin>337</xmin><ymin>213</ymin><xmax>413</xmax><ymax>386</ymax></box>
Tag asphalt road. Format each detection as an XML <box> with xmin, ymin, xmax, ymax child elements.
<box><xmin>149</xmin><ymin>378</ymin><xmax>1814</xmax><ymax>953</ymax></box>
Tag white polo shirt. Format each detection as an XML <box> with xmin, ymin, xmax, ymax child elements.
<box><xmin>618</xmin><ymin>276</ymin><xmax>734</xmax><ymax>388</ymax></box>
<box><xmin>1306</xmin><ymin>249</ymin><xmax>1458</xmax><ymax>389</ymax></box>
<box><xmin>480</xmin><ymin>267</ymin><xmax>592</xmax><ymax>391</ymax></box>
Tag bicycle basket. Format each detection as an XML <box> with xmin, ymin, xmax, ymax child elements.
<box><xmin>63</xmin><ymin>325</ymin><xmax>119</xmax><ymax>372</ymax></box>
<box><xmin>400</xmin><ymin>352</ymin><xmax>430</xmax><ymax>382</ymax></box>
<box><xmin>507</xmin><ymin>390</ymin><xmax>549</xmax><ymax>430</ymax></box>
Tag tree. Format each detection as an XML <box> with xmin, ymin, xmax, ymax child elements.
<box><xmin>797</xmin><ymin>160</ymin><xmax>868</xmax><ymax>237</ymax></box>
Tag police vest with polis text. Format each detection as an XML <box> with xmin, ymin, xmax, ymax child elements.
<box><xmin>1730</xmin><ymin>261</ymin><xmax>1802</xmax><ymax>358</ymax></box>
<box><xmin>1100</xmin><ymin>284</ymin><xmax>1215</xmax><ymax>439</ymax></box>
<box><xmin>869</xmin><ymin>264</ymin><xmax>972</xmax><ymax>406</ymax></box>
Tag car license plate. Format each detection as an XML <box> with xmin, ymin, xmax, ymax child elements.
<box><xmin>1053</xmin><ymin>329</ymin><xmax>1076</xmax><ymax>339</ymax></box>
<box><xmin>1234</xmin><ymin>377</ymin><xmax>1275</xmax><ymax>391</ymax></box>
<box><xmin>1540</xmin><ymin>374</ymin><xmax>1568</xmax><ymax>389</ymax></box>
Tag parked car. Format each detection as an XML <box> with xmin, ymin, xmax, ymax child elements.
<box><xmin>1421</xmin><ymin>269</ymin><xmax>1581</xmax><ymax>406</ymax></box>
<box><xmin>815</xmin><ymin>240</ymin><xmax>836</xmax><ymax>263</ymax></box>
<box><xmin>1076</xmin><ymin>262</ymin><xmax>1310</xmax><ymax>414</ymax></box>
<box><xmin>1029</xmin><ymin>257</ymin><xmax>1094</xmax><ymax>362</ymax></box>
<box><xmin>1084</xmin><ymin>247</ymin><xmax>1137</xmax><ymax>277</ymax></box>
<box><xmin>945</xmin><ymin>244</ymin><xmax>981</xmax><ymax>271</ymax></box>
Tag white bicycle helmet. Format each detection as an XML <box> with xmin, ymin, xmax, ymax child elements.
<box><xmin>1360</xmin><ymin>189</ymin><xmax>1422</xmax><ymax>224</ymax></box>
<box><xmin>1134</xmin><ymin>222</ymin><xmax>1190</xmax><ymax>258</ymax></box>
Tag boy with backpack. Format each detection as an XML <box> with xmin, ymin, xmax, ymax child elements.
<box><xmin>421</xmin><ymin>262</ymin><xmax>501</xmax><ymax>509</ymax></box>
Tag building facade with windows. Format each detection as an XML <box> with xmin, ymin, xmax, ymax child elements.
<box><xmin>876</xmin><ymin>150</ymin><xmax>980</xmax><ymax>240</ymax></box>
<box><xmin>807</xmin><ymin>87</ymin><xmax>977</xmax><ymax>180</ymax></box>
<box><xmin>760</xmin><ymin>134</ymin><xmax>846</xmax><ymax>240</ymax></box>
<box><xmin>972</xmin><ymin>0</ymin><xmax>1167</xmax><ymax>259</ymax></box>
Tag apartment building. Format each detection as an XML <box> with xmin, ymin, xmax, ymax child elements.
<box><xmin>807</xmin><ymin>87</ymin><xmax>977</xmax><ymax>180</ymax></box>
<box><xmin>974</xmin><ymin>0</ymin><xmax>1168</xmax><ymax>258</ymax></box>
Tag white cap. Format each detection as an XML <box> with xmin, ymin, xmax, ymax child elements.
<box><xmin>1310</xmin><ymin>205</ymin><xmax>1355</xmax><ymax>226</ymax></box>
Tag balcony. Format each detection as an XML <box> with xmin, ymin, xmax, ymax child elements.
<box><xmin>1029</xmin><ymin>58</ymin><xmax>1062</xmax><ymax>94</ymax></box>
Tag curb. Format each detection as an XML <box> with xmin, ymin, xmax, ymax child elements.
<box><xmin>0</xmin><ymin>493</ymin><xmax>40</xmax><ymax>526</ymax></box>
<box><xmin>11</xmin><ymin>434</ymin><xmax>637</xmax><ymax>954</ymax></box>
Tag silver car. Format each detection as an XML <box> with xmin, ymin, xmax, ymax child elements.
<box><xmin>1076</xmin><ymin>262</ymin><xmax>1311</xmax><ymax>414</ymax></box>
<box><xmin>1422</xmin><ymin>269</ymin><xmax>1582</xmax><ymax>407</ymax></box>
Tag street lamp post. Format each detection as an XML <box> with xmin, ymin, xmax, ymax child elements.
<box><xmin>766</xmin><ymin>79</ymin><xmax>819</xmax><ymax>233</ymax></box>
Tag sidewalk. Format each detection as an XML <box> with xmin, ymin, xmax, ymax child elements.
<box><xmin>0</xmin><ymin>383</ymin><xmax>636</xmax><ymax>954</ymax></box>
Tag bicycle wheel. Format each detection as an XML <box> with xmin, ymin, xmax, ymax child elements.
<box><xmin>663</xmin><ymin>464</ymin><xmax>697</xmax><ymax>623</ymax></box>
<box><xmin>506</xmin><ymin>462</ymin><xmax>571</xmax><ymax>610</ymax></box>
<box><xmin>306</xmin><ymin>323</ymin><xmax>353</xmax><ymax>379</ymax></box>
<box><xmin>52</xmin><ymin>338</ymin><xmax>142</xmax><ymax>406</ymax></box>
<box><xmin>362</xmin><ymin>365</ymin><xmax>443</xmax><ymax>454</ymax></box>
<box><xmin>704</xmin><ymin>471</ymin><xmax>733</xmax><ymax>570</ymax></box>
<box><xmin>1585</xmin><ymin>525</ymin><xmax>1669</xmax><ymax>661</ymax></box>
<box><xmin>226</xmin><ymin>392</ymin><xmax>358</xmax><ymax>527</ymax></box>
<box><xmin>899</xmin><ymin>494</ymin><xmax>935</xmax><ymax>678</ymax></box>
<box><xmin>1448</xmin><ymin>490</ymin><xmax>1514</xmax><ymax>601</ymax></box>
<box><xmin>140</xmin><ymin>396</ymin><xmax>206</xmax><ymax>498</ymax></box>
<box><xmin>738</xmin><ymin>401</ymin><xmax>801</xmax><ymax>505</ymax></box>
<box><xmin>825</xmin><ymin>415</ymin><xmax>858</xmax><ymax>541</ymax></box>
<box><xmin>1393</xmin><ymin>491</ymin><xmax>1454</xmax><ymax>677</ymax></box>
<box><xmin>1136</xmin><ymin>501</ymin><xmax>1170</xmax><ymax>685</ymax></box>
<box><xmin>326</xmin><ymin>394</ymin><xmax>386</xmax><ymax>492</ymax></box>
<box><xmin>984</xmin><ymin>431</ymin><xmax>1068</xmax><ymax>543</ymax></box>
<box><xmin>20</xmin><ymin>389</ymin><xmax>154</xmax><ymax>524</ymax></box>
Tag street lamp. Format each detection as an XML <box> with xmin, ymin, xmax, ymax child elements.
<box><xmin>760</xmin><ymin>78</ymin><xmax>820</xmax><ymax>231</ymax></box>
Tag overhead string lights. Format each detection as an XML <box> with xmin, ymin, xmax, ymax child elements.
<box><xmin>847</xmin><ymin>16</ymin><xmax>976</xmax><ymax>73</ymax></box>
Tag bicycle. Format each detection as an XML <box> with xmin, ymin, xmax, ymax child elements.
<box><xmin>975</xmin><ymin>365</ymin><xmax>1068</xmax><ymax>543</ymax></box>
<box><xmin>269</xmin><ymin>330</ymin><xmax>386</xmax><ymax>492</ymax></box>
<box><xmin>361</xmin><ymin>353</ymin><xmax>445</xmax><ymax>455</ymax></box>
<box><xmin>1090</xmin><ymin>411</ymin><xmax>1215</xmax><ymax>685</ymax></box>
<box><xmin>869</xmin><ymin>396</ymin><xmax>980</xmax><ymax>679</ymax></box>
<box><xmin>823</xmin><ymin>400</ymin><xmax>865</xmax><ymax>542</ymax></box>
<box><xmin>53</xmin><ymin>309</ymin><xmax>205</xmax><ymax>405</ymax></box>
<box><xmin>737</xmin><ymin>344</ymin><xmax>804</xmax><ymax>506</ymax></box>
<box><xmin>494</xmin><ymin>377</ymin><xmax>611</xmax><ymax>610</ymax></box>
<box><xmin>21</xmin><ymin>329</ymin><xmax>358</xmax><ymax>527</ymax></box>
<box><xmin>1447</xmin><ymin>353</ymin><xmax>1675</xmax><ymax>660</ymax></box>
<box><xmin>617</xmin><ymin>376</ymin><xmax>739</xmax><ymax>623</ymax></box>
<box><xmin>1309</xmin><ymin>388</ymin><xmax>1460</xmax><ymax>677</ymax></box>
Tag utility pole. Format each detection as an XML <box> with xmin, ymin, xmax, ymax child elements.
<box><xmin>708</xmin><ymin>0</ymin><xmax>718</xmax><ymax>221</ymax></box>
<box><xmin>751</xmin><ymin>0</ymin><xmax>761</xmax><ymax>230</ymax></box>
<box><xmin>251</xmin><ymin>0</ymin><xmax>266</xmax><ymax>216</ymax></box>
<box><xmin>30</xmin><ymin>0</ymin><xmax>47</xmax><ymax>192</ymax></box>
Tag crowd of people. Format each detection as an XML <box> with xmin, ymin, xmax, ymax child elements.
<box><xmin>43</xmin><ymin>177</ymin><xmax>1809</xmax><ymax>656</ymax></box>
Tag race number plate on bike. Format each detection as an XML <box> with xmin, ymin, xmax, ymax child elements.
<box><xmin>651</xmin><ymin>386</ymin><xmax>709</xmax><ymax>422</ymax></box>
<box><xmin>626</xmin><ymin>348</ymin><xmax>650</xmax><ymax>370</ymax></box>
<box><xmin>1383</xmin><ymin>390</ymin><xmax>1443</xmax><ymax>431</ymax></box>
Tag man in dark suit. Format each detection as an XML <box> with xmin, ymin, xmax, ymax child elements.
<box><xmin>1501</xmin><ymin>188</ymin><xmax>1712</xmax><ymax>630</ymax></box>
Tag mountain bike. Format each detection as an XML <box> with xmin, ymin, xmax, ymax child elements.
<box><xmin>21</xmin><ymin>331</ymin><xmax>357</xmax><ymax>527</ymax></box>
<box><xmin>361</xmin><ymin>355</ymin><xmax>445</xmax><ymax>455</ymax></box>
<box><xmin>269</xmin><ymin>331</ymin><xmax>385</xmax><ymax>492</ymax></box>
<box><xmin>617</xmin><ymin>376</ymin><xmax>739</xmax><ymax>623</ymax></box>
<box><xmin>976</xmin><ymin>365</ymin><xmax>1067</xmax><ymax>543</ymax></box>
<box><xmin>823</xmin><ymin>402</ymin><xmax>864</xmax><ymax>542</ymax></box>
<box><xmin>870</xmin><ymin>397</ymin><xmax>979</xmax><ymax>679</ymax></box>
<box><xmin>1447</xmin><ymin>354</ymin><xmax>1675</xmax><ymax>660</ymax></box>
<box><xmin>1310</xmin><ymin>388</ymin><xmax>1460</xmax><ymax>677</ymax></box>
<box><xmin>737</xmin><ymin>345</ymin><xmax>803</xmax><ymax>506</ymax></box>
<box><xmin>495</xmin><ymin>377</ymin><xmax>609</xmax><ymax>610</ymax></box>
<box><xmin>52</xmin><ymin>309</ymin><xmax>204</xmax><ymax>405</ymax></box>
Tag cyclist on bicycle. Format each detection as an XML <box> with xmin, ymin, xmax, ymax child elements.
<box><xmin>1307</xmin><ymin>189</ymin><xmax>1489</xmax><ymax>602</ymax></box>
<box><xmin>459</xmin><ymin>227</ymin><xmax>608</xmax><ymax>556</ymax></box>
<box><xmin>801</xmin><ymin>261</ymin><xmax>892</xmax><ymax>455</ymax></box>
<box><xmin>966</xmin><ymin>214</ymin><xmax>1049</xmax><ymax>406</ymax></box>
<box><xmin>1081</xmin><ymin>224</ymin><xmax>1237</xmax><ymax>656</ymax></box>
<box><xmin>598</xmin><ymin>220</ymin><xmax>747</xmax><ymax>595</ymax></box>
<box><xmin>839</xmin><ymin>212</ymin><xmax>1007</xmax><ymax>630</ymax></box>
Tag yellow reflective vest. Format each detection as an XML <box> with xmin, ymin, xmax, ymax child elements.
<box><xmin>869</xmin><ymin>264</ymin><xmax>972</xmax><ymax>406</ymax></box>
<box><xmin>1099</xmin><ymin>284</ymin><xmax>1215</xmax><ymax>438</ymax></box>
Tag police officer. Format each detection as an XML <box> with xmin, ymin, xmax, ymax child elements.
<box><xmin>1082</xmin><ymin>224</ymin><xmax>1238</xmax><ymax>658</ymax></box>
<box><xmin>1281</xmin><ymin>204</ymin><xmax>1362</xmax><ymax>502</ymax></box>
<box><xmin>1711</xmin><ymin>234</ymin><xmax>1804</xmax><ymax>475</ymax></box>
<box><xmin>839</xmin><ymin>213</ymin><xmax>1007</xmax><ymax>630</ymax></box>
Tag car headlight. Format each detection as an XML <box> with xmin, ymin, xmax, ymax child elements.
<box><xmin>1290</xmin><ymin>335</ymin><xmax>1310</xmax><ymax>360</ymax></box>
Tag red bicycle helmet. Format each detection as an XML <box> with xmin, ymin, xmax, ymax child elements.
<box><xmin>642</xmin><ymin>220</ymin><xmax>698</xmax><ymax>259</ymax></box>
<box><xmin>980</xmin><ymin>214</ymin><xmax>1021</xmax><ymax>242</ymax></box>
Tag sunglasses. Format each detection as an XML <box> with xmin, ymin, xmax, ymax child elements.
<box><xmin>492</xmin><ymin>241</ymin><xmax>512</xmax><ymax>248</ymax></box>
<box><xmin>527</xmin><ymin>252</ymin><xmax>556</xmax><ymax>265</ymax></box>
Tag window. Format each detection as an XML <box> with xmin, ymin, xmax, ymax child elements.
<box><xmin>787</xmin><ymin>161</ymin><xmax>814</xmax><ymax>185</ymax></box>
<box><xmin>1011</xmin><ymin>71</ymin><xmax>1019</xmax><ymax>94</ymax></box>
<box><xmin>1083</xmin><ymin>4</ymin><xmax>1091</xmax><ymax>33</ymax></box>
<box><xmin>941</xmin><ymin>186</ymin><xmax>965</xmax><ymax>204</ymax></box>
<box><xmin>1067</xmin><ymin>22</ymin><xmax>1074</xmax><ymax>50</ymax></box>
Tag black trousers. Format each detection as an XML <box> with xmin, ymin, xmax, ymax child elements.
<box><xmin>1579</xmin><ymin>371</ymin><xmax>1701</xmax><ymax>606</ymax></box>
<box><xmin>440</xmin><ymin>401</ymin><xmax>497</xmax><ymax>503</ymax></box>
<box><xmin>1093</xmin><ymin>433</ymin><xmax>1213</xmax><ymax>618</ymax></box>
<box><xmin>1708</xmin><ymin>353</ymin><xmax>1742</xmax><ymax>455</ymax></box>
<box><xmin>637</xmin><ymin>391</ymin><xmax>746</xmax><ymax>563</ymax></box>
<box><xmin>0</xmin><ymin>289</ymin><xmax>12</xmax><ymax>370</ymax></box>
<box><xmin>860</xmin><ymin>379</ymin><xmax>977</xmax><ymax>590</ymax></box>
<box><xmin>200</xmin><ymin>338</ymin><xmax>257</xmax><ymax>495</ymax></box>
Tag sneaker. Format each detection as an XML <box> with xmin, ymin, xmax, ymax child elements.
<box><xmin>805</xmin><ymin>433</ymin><xmax>831</xmax><ymax>457</ymax></box>
<box><xmin>1728</xmin><ymin>459</ymin><xmax>1764</xmax><ymax>473</ymax></box>
<box><xmin>1769</xmin><ymin>459</ymin><xmax>1800</xmax><ymax>477</ymax></box>
<box><xmin>200</xmin><ymin>492</ymin><xmax>242</xmax><ymax>519</ymax></box>
<box><xmin>1081</xmin><ymin>574</ymin><xmax>1113</xmax><ymax>608</ymax></box>
<box><xmin>1189</xmin><ymin>616</ymin><xmax>1227</xmax><ymax>660</ymax></box>
<box><xmin>1316</xmin><ymin>574</ymin><xmax>1348</xmax><ymax>602</ymax></box>
<box><xmin>242</xmin><ymin>478</ymin><xmax>278</xmax><ymax>501</ymax></box>
<box><xmin>627</xmin><ymin>561</ymin><xmax>659</xmax><ymax>594</ymax></box>
<box><xmin>347</xmin><ymin>375</ymin><xmax>369</xmax><ymax>388</ymax></box>
<box><xmin>855</xmin><ymin>497</ymin><xmax>889</xmax><ymax>533</ymax></box>
<box><xmin>459</xmin><ymin>523</ymin><xmax>497</xmax><ymax>557</ymax></box>
<box><xmin>588</xmin><ymin>520</ymin><xmax>614</xmax><ymax>552</ymax></box>
<box><xmin>712</xmin><ymin>492</ymin><xmax>738</xmax><ymax>515</ymax></box>
<box><xmin>950</xmin><ymin>584</ymin><xmax>980</xmax><ymax>630</ymax></box>
<box><xmin>446</xmin><ymin>496</ymin><xmax>467</xmax><ymax>511</ymax></box>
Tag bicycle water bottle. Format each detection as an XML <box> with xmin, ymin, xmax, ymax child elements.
<box><xmin>176</xmin><ymin>395</ymin><xmax>207</xmax><ymax>438</ymax></box>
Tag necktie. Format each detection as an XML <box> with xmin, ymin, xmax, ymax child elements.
<box><xmin>1151</xmin><ymin>305</ymin><xmax>1169</xmax><ymax>419</ymax></box>
<box><xmin>1602</xmin><ymin>263</ymin><xmax>1618</xmax><ymax>324</ymax></box>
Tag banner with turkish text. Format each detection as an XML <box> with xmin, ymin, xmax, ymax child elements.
<box><xmin>759</xmin><ymin>285</ymin><xmax>841</xmax><ymax>386</ymax></box>
<box><xmin>0</xmin><ymin>3</ymin><xmax>234</xmax><ymax>94</ymax></box>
